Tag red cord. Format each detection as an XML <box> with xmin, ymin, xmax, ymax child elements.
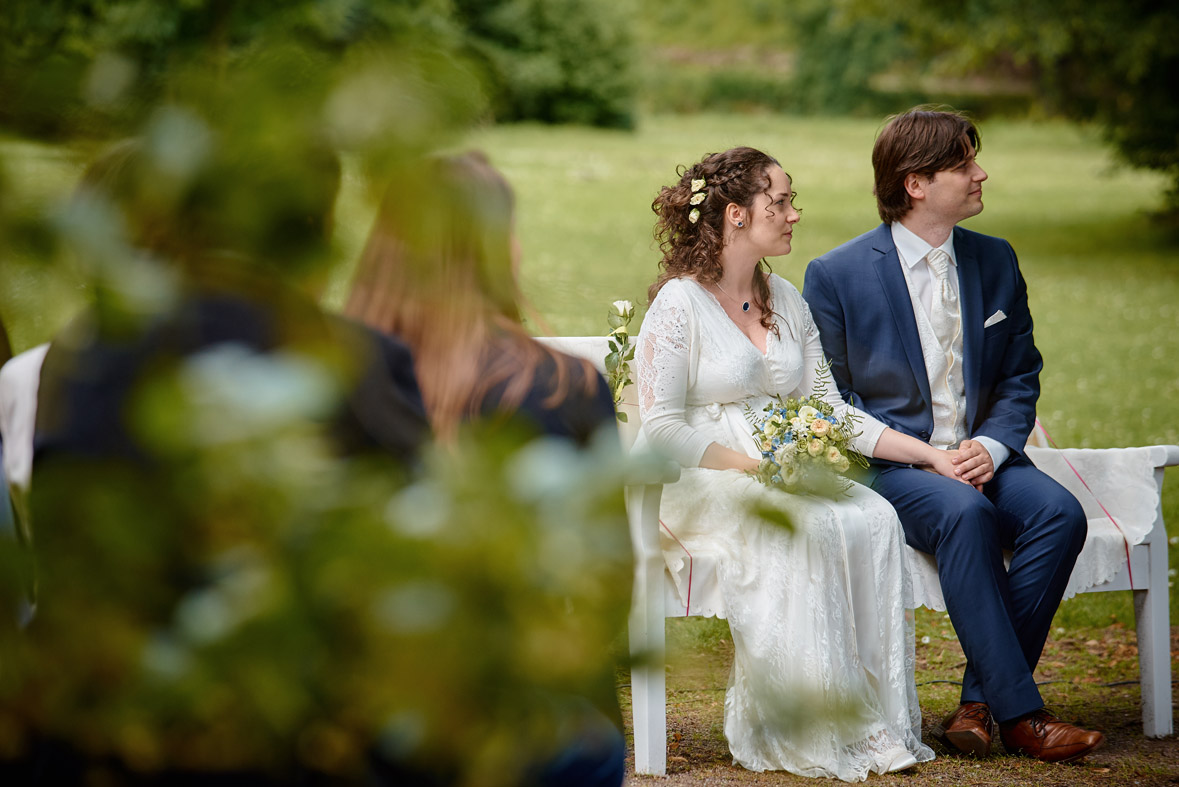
<box><xmin>1034</xmin><ymin>419</ymin><xmax>1134</xmax><ymax>590</ymax></box>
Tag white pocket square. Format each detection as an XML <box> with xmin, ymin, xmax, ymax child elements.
<box><xmin>983</xmin><ymin>310</ymin><xmax>1007</xmax><ymax>328</ymax></box>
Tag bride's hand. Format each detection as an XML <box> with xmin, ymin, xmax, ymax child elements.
<box><xmin>700</xmin><ymin>442</ymin><xmax>762</xmax><ymax>473</ymax></box>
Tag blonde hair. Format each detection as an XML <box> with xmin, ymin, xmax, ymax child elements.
<box><xmin>345</xmin><ymin>152</ymin><xmax>593</xmax><ymax>440</ymax></box>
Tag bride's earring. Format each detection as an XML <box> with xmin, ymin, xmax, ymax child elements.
<box><xmin>737</xmin><ymin>220</ymin><xmax>744</xmax><ymax>228</ymax></box>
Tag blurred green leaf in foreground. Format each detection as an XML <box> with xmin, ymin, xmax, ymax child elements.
<box><xmin>0</xmin><ymin>5</ymin><xmax>634</xmax><ymax>784</ymax></box>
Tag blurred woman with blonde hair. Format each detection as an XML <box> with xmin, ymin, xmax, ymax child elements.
<box><xmin>345</xmin><ymin>151</ymin><xmax>612</xmax><ymax>445</ymax></box>
<box><xmin>344</xmin><ymin>150</ymin><xmax>625</xmax><ymax>787</ymax></box>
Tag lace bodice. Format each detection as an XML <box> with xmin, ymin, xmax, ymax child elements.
<box><xmin>637</xmin><ymin>275</ymin><xmax>885</xmax><ymax>468</ymax></box>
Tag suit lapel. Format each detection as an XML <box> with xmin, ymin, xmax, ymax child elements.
<box><xmin>954</xmin><ymin>226</ymin><xmax>984</xmax><ymax>429</ymax></box>
<box><xmin>869</xmin><ymin>225</ymin><xmax>932</xmax><ymax>409</ymax></box>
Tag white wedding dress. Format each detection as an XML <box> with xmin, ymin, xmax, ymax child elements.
<box><xmin>635</xmin><ymin>275</ymin><xmax>934</xmax><ymax>781</ymax></box>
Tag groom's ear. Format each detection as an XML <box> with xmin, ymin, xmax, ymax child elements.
<box><xmin>904</xmin><ymin>173</ymin><xmax>926</xmax><ymax>202</ymax></box>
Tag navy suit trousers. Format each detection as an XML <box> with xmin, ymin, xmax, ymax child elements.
<box><xmin>871</xmin><ymin>457</ymin><xmax>1086</xmax><ymax>722</ymax></box>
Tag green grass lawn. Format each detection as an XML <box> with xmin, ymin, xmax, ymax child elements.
<box><xmin>3</xmin><ymin>113</ymin><xmax>1177</xmax><ymax>631</ymax></box>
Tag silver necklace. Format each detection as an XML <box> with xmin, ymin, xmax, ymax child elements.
<box><xmin>715</xmin><ymin>281</ymin><xmax>751</xmax><ymax>312</ymax></box>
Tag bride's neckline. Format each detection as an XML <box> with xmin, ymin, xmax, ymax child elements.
<box><xmin>690</xmin><ymin>277</ymin><xmax>773</xmax><ymax>357</ymax></box>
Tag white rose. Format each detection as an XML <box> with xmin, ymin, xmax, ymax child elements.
<box><xmin>690</xmin><ymin>178</ymin><xmax>706</xmax><ymax>192</ymax></box>
<box><xmin>825</xmin><ymin>446</ymin><xmax>842</xmax><ymax>464</ymax></box>
<box><xmin>690</xmin><ymin>192</ymin><xmax>705</xmax><ymax>205</ymax></box>
<box><xmin>611</xmin><ymin>300</ymin><xmax>634</xmax><ymax>320</ymax></box>
<box><xmin>798</xmin><ymin>405</ymin><xmax>820</xmax><ymax>423</ymax></box>
<box><xmin>808</xmin><ymin>439</ymin><xmax>824</xmax><ymax>457</ymax></box>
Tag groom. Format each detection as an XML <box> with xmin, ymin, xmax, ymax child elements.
<box><xmin>803</xmin><ymin>106</ymin><xmax>1103</xmax><ymax>763</ymax></box>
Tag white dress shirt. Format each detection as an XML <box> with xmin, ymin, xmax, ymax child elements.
<box><xmin>890</xmin><ymin>222</ymin><xmax>1010</xmax><ymax>469</ymax></box>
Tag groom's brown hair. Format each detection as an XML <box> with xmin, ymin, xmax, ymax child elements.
<box><xmin>872</xmin><ymin>106</ymin><xmax>980</xmax><ymax>224</ymax></box>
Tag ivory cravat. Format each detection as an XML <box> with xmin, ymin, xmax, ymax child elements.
<box><xmin>926</xmin><ymin>249</ymin><xmax>960</xmax><ymax>348</ymax></box>
<box><xmin>923</xmin><ymin>247</ymin><xmax>967</xmax><ymax>448</ymax></box>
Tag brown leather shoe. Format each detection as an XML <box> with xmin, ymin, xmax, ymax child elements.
<box><xmin>932</xmin><ymin>701</ymin><xmax>993</xmax><ymax>757</ymax></box>
<box><xmin>999</xmin><ymin>709</ymin><xmax>1105</xmax><ymax>763</ymax></box>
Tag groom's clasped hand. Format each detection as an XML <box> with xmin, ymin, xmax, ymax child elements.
<box><xmin>951</xmin><ymin>438</ymin><xmax>996</xmax><ymax>489</ymax></box>
<box><xmin>927</xmin><ymin>439</ymin><xmax>995</xmax><ymax>490</ymax></box>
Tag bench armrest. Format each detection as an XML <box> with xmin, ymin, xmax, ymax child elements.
<box><xmin>1146</xmin><ymin>444</ymin><xmax>1179</xmax><ymax>469</ymax></box>
<box><xmin>625</xmin><ymin>457</ymin><xmax>681</xmax><ymax>487</ymax></box>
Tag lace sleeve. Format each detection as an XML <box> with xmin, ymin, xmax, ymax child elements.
<box><xmin>793</xmin><ymin>284</ymin><xmax>887</xmax><ymax>458</ymax></box>
<box><xmin>636</xmin><ymin>285</ymin><xmax>712</xmax><ymax>468</ymax></box>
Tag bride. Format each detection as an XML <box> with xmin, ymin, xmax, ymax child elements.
<box><xmin>636</xmin><ymin>147</ymin><xmax>962</xmax><ymax>781</ymax></box>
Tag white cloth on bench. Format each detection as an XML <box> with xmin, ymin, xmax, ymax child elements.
<box><xmin>662</xmin><ymin>446</ymin><xmax>1161</xmax><ymax>616</ymax></box>
<box><xmin>0</xmin><ymin>343</ymin><xmax>50</xmax><ymax>493</ymax></box>
<box><xmin>906</xmin><ymin>445</ymin><xmax>1160</xmax><ymax>611</ymax></box>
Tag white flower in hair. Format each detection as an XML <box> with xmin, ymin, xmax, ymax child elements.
<box><xmin>688</xmin><ymin>208</ymin><xmax>700</xmax><ymax>224</ymax></box>
<box><xmin>690</xmin><ymin>178</ymin><xmax>706</xmax><ymax>192</ymax></box>
<box><xmin>690</xmin><ymin>192</ymin><xmax>705</xmax><ymax>205</ymax></box>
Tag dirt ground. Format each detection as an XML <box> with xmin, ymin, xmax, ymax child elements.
<box><xmin>620</xmin><ymin>621</ymin><xmax>1179</xmax><ymax>786</ymax></box>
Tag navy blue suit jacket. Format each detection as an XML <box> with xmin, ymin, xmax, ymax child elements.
<box><xmin>35</xmin><ymin>291</ymin><xmax>429</xmax><ymax>469</ymax></box>
<box><xmin>803</xmin><ymin>223</ymin><xmax>1042</xmax><ymax>463</ymax></box>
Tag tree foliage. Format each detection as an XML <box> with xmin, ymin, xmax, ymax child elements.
<box><xmin>454</xmin><ymin>0</ymin><xmax>637</xmax><ymax>128</ymax></box>
<box><xmin>0</xmin><ymin>0</ymin><xmax>636</xmax><ymax>138</ymax></box>
<box><xmin>788</xmin><ymin>0</ymin><xmax>912</xmax><ymax>115</ymax></box>
<box><xmin>0</xmin><ymin>0</ymin><xmax>455</xmax><ymax>137</ymax></box>
<box><xmin>845</xmin><ymin>0</ymin><xmax>1179</xmax><ymax>208</ymax></box>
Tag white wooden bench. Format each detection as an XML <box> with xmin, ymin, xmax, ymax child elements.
<box><xmin>7</xmin><ymin>338</ymin><xmax>1175</xmax><ymax>775</ymax></box>
<box><xmin>539</xmin><ymin>336</ymin><xmax>1177</xmax><ymax>777</ymax></box>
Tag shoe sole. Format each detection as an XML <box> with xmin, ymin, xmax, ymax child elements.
<box><xmin>932</xmin><ymin>726</ymin><xmax>992</xmax><ymax>758</ymax></box>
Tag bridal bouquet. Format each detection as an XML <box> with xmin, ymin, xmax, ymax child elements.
<box><xmin>747</xmin><ymin>365</ymin><xmax>868</xmax><ymax>497</ymax></box>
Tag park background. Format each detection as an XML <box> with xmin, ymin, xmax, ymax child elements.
<box><xmin>1</xmin><ymin>1</ymin><xmax>1177</xmax><ymax>783</ymax></box>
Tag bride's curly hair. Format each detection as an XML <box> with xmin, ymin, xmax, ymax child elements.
<box><xmin>649</xmin><ymin>147</ymin><xmax>785</xmax><ymax>332</ymax></box>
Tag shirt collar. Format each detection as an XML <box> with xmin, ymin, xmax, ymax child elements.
<box><xmin>890</xmin><ymin>221</ymin><xmax>957</xmax><ymax>270</ymax></box>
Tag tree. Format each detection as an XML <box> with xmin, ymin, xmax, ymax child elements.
<box><xmin>790</xmin><ymin>0</ymin><xmax>912</xmax><ymax>115</ymax></box>
<box><xmin>0</xmin><ymin>0</ymin><xmax>463</xmax><ymax>139</ymax></box>
<box><xmin>0</xmin><ymin>0</ymin><xmax>637</xmax><ymax>139</ymax></box>
<box><xmin>847</xmin><ymin>0</ymin><xmax>1179</xmax><ymax>211</ymax></box>
<box><xmin>453</xmin><ymin>0</ymin><xmax>638</xmax><ymax>128</ymax></box>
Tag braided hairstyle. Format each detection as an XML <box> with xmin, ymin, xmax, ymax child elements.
<box><xmin>649</xmin><ymin>147</ymin><xmax>785</xmax><ymax>332</ymax></box>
